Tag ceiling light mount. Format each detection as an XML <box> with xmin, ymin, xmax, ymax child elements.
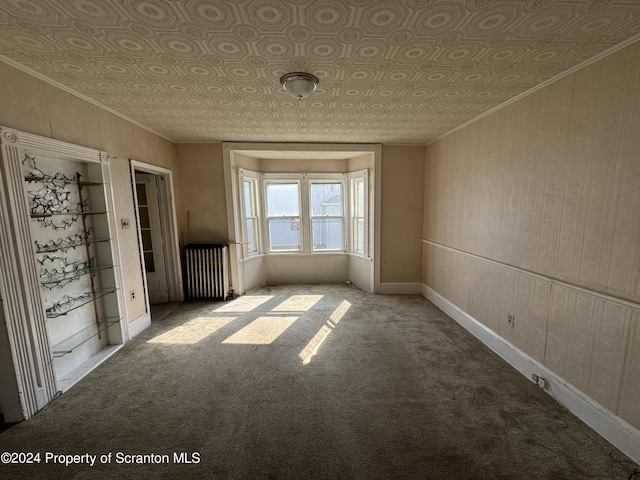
<box><xmin>280</xmin><ymin>72</ymin><xmax>319</xmax><ymax>100</ymax></box>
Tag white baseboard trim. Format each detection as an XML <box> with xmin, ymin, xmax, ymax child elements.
<box><xmin>128</xmin><ymin>313</ymin><xmax>151</xmax><ymax>339</ymax></box>
<box><xmin>378</xmin><ymin>282</ymin><xmax>422</xmax><ymax>294</ymax></box>
<box><xmin>421</xmin><ymin>284</ymin><xmax>640</xmax><ymax>465</ymax></box>
<box><xmin>57</xmin><ymin>345</ymin><xmax>123</xmax><ymax>393</ymax></box>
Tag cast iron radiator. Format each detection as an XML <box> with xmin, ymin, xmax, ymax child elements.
<box><xmin>184</xmin><ymin>243</ymin><xmax>229</xmax><ymax>300</ymax></box>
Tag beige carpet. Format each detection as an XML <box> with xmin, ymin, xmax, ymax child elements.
<box><xmin>0</xmin><ymin>284</ymin><xmax>637</xmax><ymax>479</ymax></box>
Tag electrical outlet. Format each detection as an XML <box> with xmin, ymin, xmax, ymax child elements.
<box><xmin>507</xmin><ymin>313</ymin><xmax>515</xmax><ymax>327</ymax></box>
<box><xmin>130</xmin><ymin>290</ymin><xmax>135</xmax><ymax>301</ymax></box>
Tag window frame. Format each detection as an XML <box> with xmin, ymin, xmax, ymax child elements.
<box><xmin>239</xmin><ymin>171</ymin><xmax>365</xmax><ymax>256</ymax></box>
<box><xmin>348</xmin><ymin>169</ymin><xmax>369</xmax><ymax>257</ymax></box>
<box><xmin>262</xmin><ymin>174</ymin><xmax>303</xmax><ymax>253</ymax></box>
<box><xmin>307</xmin><ymin>174</ymin><xmax>347</xmax><ymax>253</ymax></box>
<box><xmin>239</xmin><ymin>169</ymin><xmax>261</xmax><ymax>257</ymax></box>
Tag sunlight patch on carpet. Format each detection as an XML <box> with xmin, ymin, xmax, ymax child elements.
<box><xmin>271</xmin><ymin>295</ymin><xmax>324</xmax><ymax>312</ymax></box>
<box><xmin>222</xmin><ymin>316</ymin><xmax>298</xmax><ymax>345</ymax></box>
<box><xmin>213</xmin><ymin>295</ymin><xmax>274</xmax><ymax>313</ymax></box>
<box><xmin>147</xmin><ymin>317</ymin><xmax>236</xmax><ymax>344</ymax></box>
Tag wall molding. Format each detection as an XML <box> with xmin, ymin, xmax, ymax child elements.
<box><xmin>422</xmin><ymin>284</ymin><xmax>640</xmax><ymax>465</ymax></box>
<box><xmin>128</xmin><ymin>314</ymin><xmax>151</xmax><ymax>340</ymax></box>
<box><xmin>57</xmin><ymin>345</ymin><xmax>123</xmax><ymax>393</ymax></box>
<box><xmin>378</xmin><ymin>282</ymin><xmax>422</xmax><ymax>295</ymax></box>
<box><xmin>426</xmin><ymin>33</ymin><xmax>640</xmax><ymax>147</ymax></box>
<box><xmin>422</xmin><ymin>239</ymin><xmax>640</xmax><ymax>312</ymax></box>
<box><xmin>0</xmin><ymin>126</ymin><xmax>59</xmax><ymax>420</ymax></box>
<box><xmin>0</xmin><ymin>55</ymin><xmax>173</xmax><ymax>143</ymax></box>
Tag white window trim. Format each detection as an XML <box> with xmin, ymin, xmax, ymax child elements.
<box><xmin>262</xmin><ymin>174</ymin><xmax>303</xmax><ymax>253</ymax></box>
<box><xmin>260</xmin><ymin>173</ymin><xmax>348</xmax><ymax>254</ymax></box>
<box><xmin>307</xmin><ymin>173</ymin><xmax>347</xmax><ymax>253</ymax></box>
<box><xmin>238</xmin><ymin>168</ymin><xmax>261</xmax><ymax>258</ymax></box>
<box><xmin>348</xmin><ymin>169</ymin><xmax>369</xmax><ymax>258</ymax></box>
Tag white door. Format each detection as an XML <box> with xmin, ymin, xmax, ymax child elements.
<box><xmin>135</xmin><ymin>174</ymin><xmax>168</xmax><ymax>304</ymax></box>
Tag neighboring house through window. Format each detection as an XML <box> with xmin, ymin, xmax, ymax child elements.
<box><xmin>239</xmin><ymin>169</ymin><xmax>369</xmax><ymax>257</ymax></box>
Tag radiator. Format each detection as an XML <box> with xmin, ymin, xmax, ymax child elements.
<box><xmin>184</xmin><ymin>243</ymin><xmax>229</xmax><ymax>300</ymax></box>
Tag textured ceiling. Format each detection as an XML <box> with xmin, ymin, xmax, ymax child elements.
<box><xmin>1</xmin><ymin>0</ymin><xmax>639</xmax><ymax>144</ymax></box>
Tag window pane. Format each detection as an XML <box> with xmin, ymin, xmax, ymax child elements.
<box><xmin>311</xmin><ymin>183</ymin><xmax>342</xmax><ymax>216</ymax></box>
<box><xmin>138</xmin><ymin>206</ymin><xmax>150</xmax><ymax>228</ymax></box>
<box><xmin>136</xmin><ymin>183</ymin><xmax>147</xmax><ymax>205</ymax></box>
<box><xmin>267</xmin><ymin>183</ymin><xmax>299</xmax><ymax>216</ymax></box>
<box><xmin>144</xmin><ymin>252</ymin><xmax>155</xmax><ymax>273</ymax></box>
<box><xmin>269</xmin><ymin>218</ymin><xmax>301</xmax><ymax>251</ymax></box>
<box><xmin>312</xmin><ymin>218</ymin><xmax>343</xmax><ymax>251</ymax></box>
<box><xmin>356</xmin><ymin>180</ymin><xmax>365</xmax><ymax>216</ymax></box>
<box><xmin>354</xmin><ymin>218</ymin><xmax>364</xmax><ymax>254</ymax></box>
<box><xmin>246</xmin><ymin>218</ymin><xmax>256</xmax><ymax>252</ymax></box>
<box><xmin>243</xmin><ymin>181</ymin><xmax>252</xmax><ymax>217</ymax></box>
<box><xmin>141</xmin><ymin>229</ymin><xmax>153</xmax><ymax>251</ymax></box>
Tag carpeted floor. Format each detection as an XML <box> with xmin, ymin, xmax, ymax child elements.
<box><xmin>0</xmin><ymin>285</ymin><xmax>637</xmax><ymax>479</ymax></box>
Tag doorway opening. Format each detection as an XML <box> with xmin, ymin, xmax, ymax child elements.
<box><xmin>135</xmin><ymin>172</ymin><xmax>168</xmax><ymax>305</ymax></box>
<box><xmin>130</xmin><ymin>161</ymin><xmax>183</xmax><ymax>323</ymax></box>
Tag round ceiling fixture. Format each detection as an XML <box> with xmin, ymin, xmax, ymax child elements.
<box><xmin>279</xmin><ymin>72</ymin><xmax>319</xmax><ymax>100</ymax></box>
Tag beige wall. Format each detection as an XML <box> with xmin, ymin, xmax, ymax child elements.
<box><xmin>234</xmin><ymin>152</ymin><xmax>259</xmax><ymax>171</ymax></box>
<box><xmin>348</xmin><ymin>154</ymin><xmax>371</xmax><ymax>172</ymax></box>
<box><xmin>176</xmin><ymin>143</ymin><xmax>228</xmax><ymax>244</ymax></box>
<box><xmin>380</xmin><ymin>145</ymin><xmax>425</xmax><ymax>284</ymax></box>
<box><xmin>0</xmin><ymin>61</ymin><xmax>179</xmax><ymax>323</ymax></box>
<box><xmin>423</xmin><ymin>42</ymin><xmax>640</xmax><ymax>429</ymax></box>
<box><xmin>259</xmin><ymin>157</ymin><xmax>348</xmax><ymax>173</ymax></box>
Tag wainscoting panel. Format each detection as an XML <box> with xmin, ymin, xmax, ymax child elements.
<box><xmin>423</xmin><ymin>240</ymin><xmax>640</xmax><ymax>431</ymax></box>
<box><xmin>546</xmin><ymin>285</ymin><xmax>630</xmax><ymax>413</ymax></box>
<box><xmin>617</xmin><ymin>310</ymin><xmax>640</xmax><ymax>429</ymax></box>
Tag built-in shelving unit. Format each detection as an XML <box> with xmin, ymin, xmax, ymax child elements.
<box><xmin>21</xmin><ymin>151</ymin><xmax>124</xmax><ymax>386</ymax></box>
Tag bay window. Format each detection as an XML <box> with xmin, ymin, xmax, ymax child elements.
<box><xmin>239</xmin><ymin>170</ymin><xmax>368</xmax><ymax>257</ymax></box>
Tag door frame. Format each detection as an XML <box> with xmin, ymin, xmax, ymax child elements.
<box><xmin>130</xmin><ymin>160</ymin><xmax>183</xmax><ymax>312</ymax></box>
<box><xmin>135</xmin><ymin>173</ymin><xmax>169</xmax><ymax>304</ymax></box>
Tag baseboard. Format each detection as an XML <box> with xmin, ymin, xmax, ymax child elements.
<box><xmin>57</xmin><ymin>345</ymin><xmax>123</xmax><ymax>393</ymax></box>
<box><xmin>421</xmin><ymin>284</ymin><xmax>640</xmax><ymax>465</ymax></box>
<box><xmin>128</xmin><ymin>313</ymin><xmax>151</xmax><ymax>339</ymax></box>
<box><xmin>378</xmin><ymin>282</ymin><xmax>422</xmax><ymax>294</ymax></box>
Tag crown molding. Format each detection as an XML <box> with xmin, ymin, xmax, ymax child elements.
<box><xmin>427</xmin><ymin>32</ymin><xmax>640</xmax><ymax>147</ymax></box>
<box><xmin>0</xmin><ymin>54</ymin><xmax>175</xmax><ymax>144</ymax></box>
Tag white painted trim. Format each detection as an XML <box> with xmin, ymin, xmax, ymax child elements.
<box><xmin>127</xmin><ymin>314</ymin><xmax>151</xmax><ymax>340</ymax></box>
<box><xmin>421</xmin><ymin>284</ymin><xmax>640</xmax><ymax>465</ymax></box>
<box><xmin>130</xmin><ymin>160</ymin><xmax>184</xmax><ymax>304</ymax></box>
<box><xmin>378</xmin><ymin>282</ymin><xmax>422</xmax><ymax>294</ymax></box>
<box><xmin>423</xmin><ymin>239</ymin><xmax>640</xmax><ymax>311</ymax></box>
<box><xmin>100</xmin><ymin>154</ymin><xmax>128</xmax><ymax>346</ymax></box>
<box><xmin>224</xmin><ymin>142</ymin><xmax>380</xmax><ymax>155</ymax></box>
<box><xmin>222</xmin><ymin>146</ymin><xmax>243</xmax><ymax>294</ymax></box>
<box><xmin>57</xmin><ymin>345</ymin><xmax>123</xmax><ymax>393</ymax></box>
<box><xmin>427</xmin><ymin>33</ymin><xmax>640</xmax><ymax>146</ymax></box>
<box><xmin>242</xmin><ymin>254</ymin><xmax>265</xmax><ymax>264</ymax></box>
<box><xmin>372</xmin><ymin>145</ymin><xmax>382</xmax><ymax>293</ymax></box>
<box><xmin>0</xmin><ymin>55</ymin><xmax>174</xmax><ymax>143</ymax></box>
